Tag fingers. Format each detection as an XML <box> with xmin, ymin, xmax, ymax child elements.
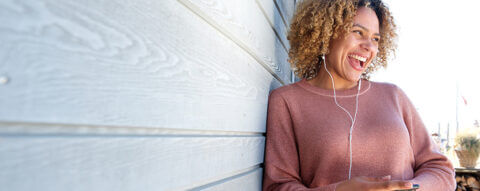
<box><xmin>340</xmin><ymin>176</ymin><xmax>414</xmax><ymax>191</ymax></box>
<box><xmin>363</xmin><ymin>175</ymin><xmax>391</xmax><ymax>182</ymax></box>
<box><xmin>371</xmin><ymin>180</ymin><xmax>413</xmax><ymax>190</ymax></box>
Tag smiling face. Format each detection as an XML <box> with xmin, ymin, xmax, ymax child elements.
<box><xmin>324</xmin><ymin>7</ymin><xmax>380</xmax><ymax>83</ymax></box>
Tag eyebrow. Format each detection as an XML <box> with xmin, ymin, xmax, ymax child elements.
<box><xmin>353</xmin><ymin>24</ymin><xmax>381</xmax><ymax>36</ymax></box>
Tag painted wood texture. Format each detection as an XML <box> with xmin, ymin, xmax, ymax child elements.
<box><xmin>256</xmin><ymin>0</ymin><xmax>290</xmax><ymax>51</ymax></box>
<box><xmin>0</xmin><ymin>0</ymin><xmax>282</xmax><ymax>132</ymax></box>
<box><xmin>179</xmin><ymin>0</ymin><xmax>291</xmax><ymax>85</ymax></box>
<box><xmin>0</xmin><ymin>128</ymin><xmax>265</xmax><ymax>191</ymax></box>
<box><xmin>194</xmin><ymin>168</ymin><xmax>263</xmax><ymax>191</ymax></box>
<box><xmin>275</xmin><ymin>0</ymin><xmax>296</xmax><ymax>27</ymax></box>
<box><xmin>0</xmin><ymin>0</ymin><xmax>296</xmax><ymax>190</ymax></box>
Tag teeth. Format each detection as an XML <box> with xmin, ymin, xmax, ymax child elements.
<box><xmin>349</xmin><ymin>54</ymin><xmax>367</xmax><ymax>62</ymax></box>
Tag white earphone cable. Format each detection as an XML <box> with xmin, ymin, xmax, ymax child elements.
<box><xmin>322</xmin><ymin>56</ymin><xmax>361</xmax><ymax>180</ymax></box>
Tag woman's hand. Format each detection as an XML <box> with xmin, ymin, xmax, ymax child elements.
<box><xmin>335</xmin><ymin>175</ymin><xmax>413</xmax><ymax>191</ymax></box>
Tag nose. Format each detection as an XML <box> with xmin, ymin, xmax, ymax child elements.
<box><xmin>360</xmin><ymin>38</ymin><xmax>378</xmax><ymax>53</ymax></box>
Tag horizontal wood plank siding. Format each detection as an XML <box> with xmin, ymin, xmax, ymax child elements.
<box><xmin>256</xmin><ymin>0</ymin><xmax>290</xmax><ymax>51</ymax></box>
<box><xmin>0</xmin><ymin>0</ymin><xmax>281</xmax><ymax>132</ymax></box>
<box><xmin>0</xmin><ymin>0</ymin><xmax>296</xmax><ymax>190</ymax></box>
<box><xmin>0</xmin><ymin>126</ymin><xmax>264</xmax><ymax>190</ymax></box>
<box><xmin>275</xmin><ymin>0</ymin><xmax>296</xmax><ymax>27</ymax></box>
<box><xmin>193</xmin><ymin>168</ymin><xmax>263</xmax><ymax>191</ymax></box>
<box><xmin>179</xmin><ymin>0</ymin><xmax>291</xmax><ymax>85</ymax></box>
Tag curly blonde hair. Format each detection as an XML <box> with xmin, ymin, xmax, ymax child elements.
<box><xmin>288</xmin><ymin>0</ymin><xmax>397</xmax><ymax>80</ymax></box>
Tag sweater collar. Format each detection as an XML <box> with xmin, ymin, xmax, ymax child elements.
<box><xmin>297</xmin><ymin>78</ymin><xmax>371</xmax><ymax>97</ymax></box>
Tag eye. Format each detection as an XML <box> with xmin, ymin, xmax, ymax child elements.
<box><xmin>353</xmin><ymin>30</ymin><xmax>362</xmax><ymax>35</ymax></box>
<box><xmin>373</xmin><ymin>37</ymin><xmax>380</xmax><ymax>42</ymax></box>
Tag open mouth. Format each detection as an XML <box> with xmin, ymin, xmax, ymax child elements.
<box><xmin>348</xmin><ymin>54</ymin><xmax>367</xmax><ymax>70</ymax></box>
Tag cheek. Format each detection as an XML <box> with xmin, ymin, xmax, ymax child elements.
<box><xmin>372</xmin><ymin>47</ymin><xmax>379</xmax><ymax>57</ymax></box>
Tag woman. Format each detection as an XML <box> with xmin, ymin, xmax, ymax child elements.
<box><xmin>262</xmin><ymin>0</ymin><xmax>456</xmax><ymax>190</ymax></box>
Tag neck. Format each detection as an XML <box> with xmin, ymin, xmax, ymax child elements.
<box><xmin>307</xmin><ymin>65</ymin><xmax>359</xmax><ymax>90</ymax></box>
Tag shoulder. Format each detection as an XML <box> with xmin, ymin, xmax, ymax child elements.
<box><xmin>369</xmin><ymin>81</ymin><xmax>415</xmax><ymax>111</ymax></box>
<box><xmin>369</xmin><ymin>80</ymin><xmax>407</xmax><ymax>98</ymax></box>
<box><xmin>267</xmin><ymin>81</ymin><xmax>307</xmax><ymax>110</ymax></box>
<box><xmin>268</xmin><ymin>80</ymin><xmax>303</xmax><ymax>99</ymax></box>
<box><xmin>370</xmin><ymin>80</ymin><xmax>399</xmax><ymax>92</ymax></box>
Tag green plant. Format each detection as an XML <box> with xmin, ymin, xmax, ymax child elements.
<box><xmin>455</xmin><ymin>130</ymin><xmax>480</xmax><ymax>156</ymax></box>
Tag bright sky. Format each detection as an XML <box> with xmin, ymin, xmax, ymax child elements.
<box><xmin>372</xmin><ymin>0</ymin><xmax>480</xmax><ymax>138</ymax></box>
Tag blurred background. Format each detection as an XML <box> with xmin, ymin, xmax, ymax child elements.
<box><xmin>373</xmin><ymin>0</ymin><xmax>480</xmax><ymax>162</ymax></box>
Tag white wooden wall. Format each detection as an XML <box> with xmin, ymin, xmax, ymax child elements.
<box><xmin>0</xmin><ymin>0</ymin><xmax>295</xmax><ymax>190</ymax></box>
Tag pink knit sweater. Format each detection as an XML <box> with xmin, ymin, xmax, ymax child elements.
<box><xmin>262</xmin><ymin>79</ymin><xmax>456</xmax><ymax>191</ymax></box>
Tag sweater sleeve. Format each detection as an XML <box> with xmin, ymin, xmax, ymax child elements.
<box><xmin>262</xmin><ymin>90</ymin><xmax>341</xmax><ymax>191</ymax></box>
<box><xmin>396</xmin><ymin>87</ymin><xmax>456</xmax><ymax>191</ymax></box>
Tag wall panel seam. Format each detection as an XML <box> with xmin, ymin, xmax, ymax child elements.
<box><xmin>177</xmin><ymin>0</ymin><xmax>286</xmax><ymax>85</ymax></box>
<box><xmin>273</xmin><ymin>0</ymin><xmax>289</xmax><ymax>28</ymax></box>
<box><xmin>254</xmin><ymin>0</ymin><xmax>289</xmax><ymax>52</ymax></box>
<box><xmin>184</xmin><ymin>165</ymin><xmax>263</xmax><ymax>190</ymax></box>
<box><xmin>0</xmin><ymin>121</ymin><xmax>265</xmax><ymax>136</ymax></box>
